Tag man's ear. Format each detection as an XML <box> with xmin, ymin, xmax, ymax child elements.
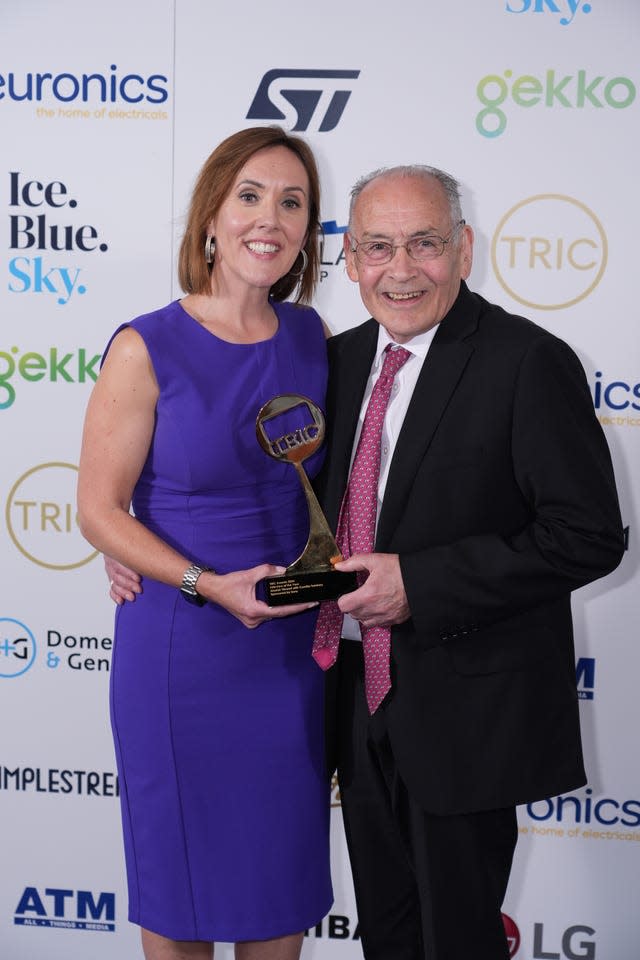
<box><xmin>459</xmin><ymin>224</ymin><xmax>474</xmax><ymax>280</ymax></box>
<box><xmin>343</xmin><ymin>233</ymin><xmax>359</xmax><ymax>282</ymax></box>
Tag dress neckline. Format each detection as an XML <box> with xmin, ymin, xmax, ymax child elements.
<box><xmin>176</xmin><ymin>298</ymin><xmax>281</xmax><ymax>346</ymax></box>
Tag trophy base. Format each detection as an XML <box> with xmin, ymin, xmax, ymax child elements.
<box><xmin>262</xmin><ymin>569</ymin><xmax>358</xmax><ymax>607</ymax></box>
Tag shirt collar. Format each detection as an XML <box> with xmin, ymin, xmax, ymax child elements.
<box><xmin>372</xmin><ymin>321</ymin><xmax>440</xmax><ymax>371</ymax></box>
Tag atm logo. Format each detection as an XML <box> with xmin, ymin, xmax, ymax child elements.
<box><xmin>247</xmin><ymin>69</ymin><xmax>360</xmax><ymax>131</ymax></box>
<box><xmin>14</xmin><ymin>886</ymin><xmax>115</xmax><ymax>932</ymax></box>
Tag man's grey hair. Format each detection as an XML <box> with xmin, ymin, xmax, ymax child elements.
<box><xmin>348</xmin><ymin>165</ymin><xmax>464</xmax><ymax>233</ymax></box>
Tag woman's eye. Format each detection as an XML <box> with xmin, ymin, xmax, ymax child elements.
<box><xmin>282</xmin><ymin>197</ymin><xmax>301</xmax><ymax>209</ymax></box>
<box><xmin>239</xmin><ymin>191</ymin><xmax>258</xmax><ymax>203</ymax></box>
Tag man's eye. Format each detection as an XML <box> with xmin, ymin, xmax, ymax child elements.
<box><xmin>366</xmin><ymin>242</ymin><xmax>390</xmax><ymax>253</ymax></box>
<box><xmin>415</xmin><ymin>236</ymin><xmax>438</xmax><ymax>249</ymax></box>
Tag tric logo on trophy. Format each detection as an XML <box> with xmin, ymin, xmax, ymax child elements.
<box><xmin>256</xmin><ymin>394</ymin><xmax>357</xmax><ymax>606</ymax></box>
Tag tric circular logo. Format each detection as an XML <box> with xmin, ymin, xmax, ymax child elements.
<box><xmin>6</xmin><ymin>462</ymin><xmax>98</xmax><ymax>570</ymax></box>
<box><xmin>491</xmin><ymin>194</ymin><xmax>607</xmax><ymax>310</ymax></box>
<box><xmin>0</xmin><ymin>618</ymin><xmax>36</xmax><ymax>678</ymax></box>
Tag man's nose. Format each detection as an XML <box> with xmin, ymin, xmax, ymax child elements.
<box><xmin>388</xmin><ymin>244</ymin><xmax>417</xmax><ymax>276</ymax></box>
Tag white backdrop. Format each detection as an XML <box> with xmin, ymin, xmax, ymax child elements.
<box><xmin>1</xmin><ymin>1</ymin><xmax>638</xmax><ymax>957</ymax></box>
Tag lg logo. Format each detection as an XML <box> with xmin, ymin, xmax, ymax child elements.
<box><xmin>502</xmin><ymin>915</ymin><xmax>597</xmax><ymax>958</ymax></box>
<box><xmin>247</xmin><ymin>69</ymin><xmax>360</xmax><ymax>132</ymax></box>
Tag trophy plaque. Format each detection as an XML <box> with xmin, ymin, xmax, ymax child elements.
<box><xmin>256</xmin><ymin>394</ymin><xmax>358</xmax><ymax>607</ymax></box>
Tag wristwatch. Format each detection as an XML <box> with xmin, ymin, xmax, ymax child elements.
<box><xmin>180</xmin><ymin>563</ymin><xmax>211</xmax><ymax>606</ymax></box>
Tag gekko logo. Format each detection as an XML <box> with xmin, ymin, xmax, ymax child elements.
<box><xmin>476</xmin><ymin>68</ymin><xmax>635</xmax><ymax>137</ymax></box>
<box><xmin>8</xmin><ymin>171</ymin><xmax>107</xmax><ymax>305</ymax></box>
<box><xmin>576</xmin><ymin>657</ymin><xmax>595</xmax><ymax>701</ymax></box>
<box><xmin>247</xmin><ymin>69</ymin><xmax>360</xmax><ymax>132</ymax></box>
<box><xmin>6</xmin><ymin>462</ymin><xmax>99</xmax><ymax>570</ymax></box>
<box><xmin>0</xmin><ymin>64</ymin><xmax>168</xmax><ymax>104</ymax></box>
<box><xmin>0</xmin><ymin>345</ymin><xmax>100</xmax><ymax>409</ymax></box>
<box><xmin>14</xmin><ymin>886</ymin><xmax>115</xmax><ymax>932</ymax></box>
<box><xmin>502</xmin><ymin>914</ymin><xmax>521</xmax><ymax>957</ymax></box>
<box><xmin>491</xmin><ymin>194</ymin><xmax>607</xmax><ymax>310</ymax></box>
<box><xmin>505</xmin><ymin>0</ymin><xmax>593</xmax><ymax>27</ymax></box>
<box><xmin>0</xmin><ymin>618</ymin><xmax>36</xmax><ymax>679</ymax></box>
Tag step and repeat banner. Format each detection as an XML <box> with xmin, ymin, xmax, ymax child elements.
<box><xmin>1</xmin><ymin>1</ymin><xmax>637</xmax><ymax>957</ymax></box>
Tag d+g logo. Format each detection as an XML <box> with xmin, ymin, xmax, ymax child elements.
<box><xmin>247</xmin><ymin>69</ymin><xmax>360</xmax><ymax>132</ymax></box>
<box><xmin>491</xmin><ymin>194</ymin><xmax>607</xmax><ymax>310</ymax></box>
<box><xmin>0</xmin><ymin>618</ymin><xmax>36</xmax><ymax>679</ymax></box>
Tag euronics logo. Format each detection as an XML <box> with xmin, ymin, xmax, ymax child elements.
<box><xmin>14</xmin><ymin>887</ymin><xmax>115</xmax><ymax>932</ymax></box>
<box><xmin>0</xmin><ymin>65</ymin><xmax>168</xmax><ymax>104</ymax></box>
<box><xmin>527</xmin><ymin>788</ymin><xmax>640</xmax><ymax>828</ymax></box>
<box><xmin>247</xmin><ymin>69</ymin><xmax>360</xmax><ymax>132</ymax></box>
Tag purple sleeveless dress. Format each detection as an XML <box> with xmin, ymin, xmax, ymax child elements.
<box><xmin>108</xmin><ymin>299</ymin><xmax>332</xmax><ymax>941</ymax></box>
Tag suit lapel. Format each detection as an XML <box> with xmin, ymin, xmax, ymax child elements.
<box><xmin>376</xmin><ymin>285</ymin><xmax>479</xmax><ymax>549</ymax></box>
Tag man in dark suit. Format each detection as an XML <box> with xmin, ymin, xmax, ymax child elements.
<box><xmin>313</xmin><ymin>165</ymin><xmax>624</xmax><ymax>959</ymax></box>
<box><xmin>107</xmin><ymin>164</ymin><xmax>624</xmax><ymax>960</ymax></box>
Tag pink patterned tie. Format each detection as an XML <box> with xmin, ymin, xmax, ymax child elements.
<box><xmin>312</xmin><ymin>344</ymin><xmax>411</xmax><ymax>713</ymax></box>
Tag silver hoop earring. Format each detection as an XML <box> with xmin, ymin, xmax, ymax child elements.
<box><xmin>204</xmin><ymin>235</ymin><xmax>215</xmax><ymax>264</ymax></box>
<box><xmin>290</xmin><ymin>248</ymin><xmax>308</xmax><ymax>279</ymax></box>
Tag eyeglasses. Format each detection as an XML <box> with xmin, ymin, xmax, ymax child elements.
<box><xmin>350</xmin><ymin>220</ymin><xmax>466</xmax><ymax>265</ymax></box>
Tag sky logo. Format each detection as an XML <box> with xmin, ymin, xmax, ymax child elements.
<box><xmin>506</xmin><ymin>0</ymin><xmax>592</xmax><ymax>26</ymax></box>
<box><xmin>247</xmin><ymin>69</ymin><xmax>360</xmax><ymax>132</ymax></box>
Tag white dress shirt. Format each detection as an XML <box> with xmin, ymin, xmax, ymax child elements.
<box><xmin>342</xmin><ymin>322</ymin><xmax>439</xmax><ymax>641</ymax></box>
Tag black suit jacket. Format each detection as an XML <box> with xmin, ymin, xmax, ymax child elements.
<box><xmin>317</xmin><ymin>282</ymin><xmax>624</xmax><ymax>815</ymax></box>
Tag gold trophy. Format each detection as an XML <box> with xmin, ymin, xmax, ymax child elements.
<box><xmin>256</xmin><ymin>394</ymin><xmax>357</xmax><ymax>606</ymax></box>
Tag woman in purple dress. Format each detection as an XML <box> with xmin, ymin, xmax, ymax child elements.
<box><xmin>78</xmin><ymin>127</ymin><xmax>332</xmax><ymax>960</ymax></box>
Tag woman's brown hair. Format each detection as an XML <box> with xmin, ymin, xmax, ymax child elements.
<box><xmin>177</xmin><ymin>126</ymin><xmax>321</xmax><ymax>304</ymax></box>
